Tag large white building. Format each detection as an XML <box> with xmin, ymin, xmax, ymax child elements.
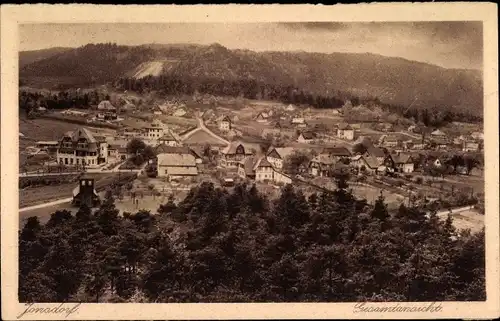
<box><xmin>157</xmin><ymin>151</ymin><xmax>198</xmax><ymax>180</ymax></box>
<box><xmin>56</xmin><ymin>127</ymin><xmax>108</xmax><ymax>168</ymax></box>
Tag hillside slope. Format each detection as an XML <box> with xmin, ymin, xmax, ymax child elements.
<box><xmin>20</xmin><ymin>43</ymin><xmax>483</xmax><ymax>117</ymax></box>
<box><xmin>19</xmin><ymin>47</ymin><xmax>72</xmax><ymax>68</ymax></box>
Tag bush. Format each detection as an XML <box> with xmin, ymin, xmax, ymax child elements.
<box><xmin>414</xmin><ymin>176</ymin><xmax>423</xmax><ymax>184</ymax></box>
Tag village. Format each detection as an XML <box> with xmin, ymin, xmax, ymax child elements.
<box><xmin>19</xmin><ymin>90</ymin><xmax>485</xmax><ymax>232</ymax></box>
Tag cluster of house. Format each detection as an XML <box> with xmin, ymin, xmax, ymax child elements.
<box><xmin>152</xmin><ymin>101</ymin><xmax>188</xmax><ymax>117</ymax></box>
<box><xmin>378</xmin><ymin>128</ymin><xmax>483</xmax><ymax>153</ymax></box>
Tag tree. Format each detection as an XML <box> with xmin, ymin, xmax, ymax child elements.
<box><xmin>126</xmin><ymin>138</ymin><xmax>146</xmax><ymax>156</ymax></box>
<box><xmin>158</xmin><ymin>194</ymin><xmax>177</xmax><ymax>215</ymax></box>
<box><xmin>143</xmin><ymin>146</ymin><xmax>156</xmax><ymax>161</ymax></box>
<box><xmin>463</xmin><ymin>155</ymin><xmax>480</xmax><ymax>175</ymax></box>
<box><xmin>371</xmin><ymin>193</ymin><xmax>390</xmax><ymax>223</ymax></box>
<box><xmin>352</xmin><ymin>143</ymin><xmax>368</xmax><ymax>155</ymax></box>
<box><xmin>283</xmin><ymin>151</ymin><xmax>311</xmax><ymax>175</ymax></box>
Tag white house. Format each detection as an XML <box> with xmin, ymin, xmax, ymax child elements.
<box><xmin>157</xmin><ymin>152</ymin><xmax>198</xmax><ymax>180</ymax></box>
<box><xmin>145</xmin><ymin>119</ymin><xmax>165</xmax><ymax>140</ymax></box>
<box><xmin>158</xmin><ymin>131</ymin><xmax>180</xmax><ymax>147</ymax></box>
<box><xmin>56</xmin><ymin>127</ymin><xmax>109</xmax><ymax>168</ymax></box>
<box><xmin>238</xmin><ymin>155</ymin><xmax>292</xmax><ymax>184</ymax></box>
<box><xmin>266</xmin><ymin>147</ymin><xmax>295</xmax><ymax>170</ymax></box>
<box><xmin>220</xmin><ymin>116</ymin><xmax>232</xmax><ymax>132</ymax></box>
<box><xmin>337</xmin><ymin>123</ymin><xmax>355</xmax><ymax>140</ymax></box>
<box><xmin>470</xmin><ymin>131</ymin><xmax>484</xmax><ymax>140</ymax></box>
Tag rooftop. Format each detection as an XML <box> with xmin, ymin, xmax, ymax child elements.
<box><xmin>157</xmin><ymin>153</ymin><xmax>197</xmax><ymax>167</ymax></box>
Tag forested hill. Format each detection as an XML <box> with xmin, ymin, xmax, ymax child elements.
<box><xmin>19</xmin><ymin>47</ymin><xmax>72</xmax><ymax>68</ymax></box>
<box><xmin>20</xmin><ymin>43</ymin><xmax>483</xmax><ymax>118</ymax></box>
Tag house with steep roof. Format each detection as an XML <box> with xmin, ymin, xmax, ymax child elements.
<box><xmin>157</xmin><ymin>151</ymin><xmax>198</xmax><ymax>180</ymax></box>
<box><xmin>322</xmin><ymin>147</ymin><xmax>352</xmax><ymax>162</ymax></box>
<box><xmin>237</xmin><ymin>155</ymin><xmax>292</xmax><ymax>184</ymax></box>
<box><xmin>309</xmin><ymin>154</ymin><xmax>335</xmax><ymax>177</ymax></box>
<box><xmin>155</xmin><ymin>144</ymin><xmax>202</xmax><ymax>164</ymax></box>
<box><xmin>220</xmin><ymin>115</ymin><xmax>232</xmax><ymax>132</ymax></box>
<box><xmin>384</xmin><ymin>153</ymin><xmax>415</xmax><ymax>173</ymax></box>
<box><xmin>351</xmin><ymin>155</ymin><xmax>381</xmax><ymax>174</ymax></box>
<box><xmin>337</xmin><ymin>123</ymin><xmax>355</xmax><ymax>140</ymax></box>
<box><xmin>158</xmin><ymin>131</ymin><xmax>180</xmax><ymax>147</ymax></box>
<box><xmin>220</xmin><ymin>141</ymin><xmax>258</xmax><ymax>168</ymax></box>
<box><xmin>255</xmin><ymin>112</ymin><xmax>270</xmax><ymax>123</ymax></box>
<box><xmin>97</xmin><ymin>100</ymin><xmax>116</xmax><ymax>112</ymax></box>
<box><xmin>56</xmin><ymin>127</ymin><xmax>109</xmax><ymax>168</ymax></box>
<box><xmin>297</xmin><ymin>131</ymin><xmax>316</xmax><ymax>144</ymax></box>
<box><xmin>365</xmin><ymin>145</ymin><xmax>386</xmax><ymax>161</ymax></box>
<box><xmin>266</xmin><ymin>147</ymin><xmax>295</xmax><ymax>170</ymax></box>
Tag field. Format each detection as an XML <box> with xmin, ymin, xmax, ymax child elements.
<box><xmin>19</xmin><ymin>173</ymin><xmax>133</xmax><ymax>208</ymax></box>
<box><xmin>20</xmin><ymin>182</ymin><xmax>77</xmax><ymax>208</ymax></box>
<box><xmin>20</xmin><ymin>115</ymin><xmax>116</xmax><ymax>142</ymax></box>
<box><xmin>351</xmin><ymin>184</ymin><xmax>406</xmax><ymax>208</ymax></box>
<box><xmin>450</xmin><ymin>209</ymin><xmax>484</xmax><ymax>234</ymax></box>
<box><xmin>19</xmin><ymin>202</ymin><xmax>78</xmax><ymax>225</ymax></box>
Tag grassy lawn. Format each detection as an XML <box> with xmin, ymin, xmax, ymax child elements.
<box><xmin>19</xmin><ymin>173</ymin><xmax>122</xmax><ymax>208</ymax></box>
<box><xmin>19</xmin><ymin>114</ymin><xmax>117</xmax><ymax>142</ymax></box>
<box><xmin>448</xmin><ymin>209</ymin><xmax>484</xmax><ymax>234</ymax></box>
<box><xmin>20</xmin><ymin>202</ymin><xmax>78</xmax><ymax>226</ymax></box>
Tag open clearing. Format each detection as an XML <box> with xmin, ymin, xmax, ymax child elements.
<box><xmin>132</xmin><ymin>61</ymin><xmax>165</xmax><ymax>78</ymax></box>
<box><xmin>450</xmin><ymin>209</ymin><xmax>484</xmax><ymax>234</ymax></box>
<box><xmin>20</xmin><ymin>116</ymin><xmax>116</xmax><ymax>142</ymax></box>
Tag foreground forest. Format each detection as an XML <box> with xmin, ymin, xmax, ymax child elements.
<box><xmin>19</xmin><ymin>178</ymin><xmax>485</xmax><ymax>303</ymax></box>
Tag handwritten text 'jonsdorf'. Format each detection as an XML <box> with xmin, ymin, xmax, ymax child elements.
<box><xmin>17</xmin><ymin>303</ymin><xmax>81</xmax><ymax>319</ymax></box>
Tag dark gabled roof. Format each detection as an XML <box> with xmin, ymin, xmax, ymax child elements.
<box><xmin>267</xmin><ymin>148</ymin><xmax>281</xmax><ymax>159</ymax></box>
<box><xmin>300</xmin><ymin>132</ymin><xmax>316</xmax><ymax>140</ymax></box>
<box><xmin>366</xmin><ymin>146</ymin><xmax>386</xmax><ymax>158</ymax></box>
<box><xmin>338</xmin><ymin>123</ymin><xmax>352</xmax><ymax>130</ymax></box>
<box><xmin>254</xmin><ymin>157</ymin><xmax>273</xmax><ymax>169</ymax></box>
<box><xmin>391</xmin><ymin>153</ymin><xmax>413</xmax><ymax>164</ymax></box>
<box><xmin>322</xmin><ymin>147</ymin><xmax>351</xmax><ymax>157</ymax></box>
<box><xmin>364</xmin><ymin>155</ymin><xmax>381</xmax><ymax>168</ymax></box>
<box><xmin>222</xmin><ymin>116</ymin><xmax>231</xmax><ymax>122</ymax></box>
<box><xmin>240</xmin><ymin>156</ymin><xmax>258</xmax><ymax>176</ymax></box>
<box><xmin>159</xmin><ymin>131</ymin><xmax>177</xmax><ymax>141</ymax></box>
<box><xmin>222</xmin><ymin>141</ymin><xmax>259</xmax><ymax>155</ymax></box>
<box><xmin>155</xmin><ymin>144</ymin><xmax>192</xmax><ymax>156</ymax></box>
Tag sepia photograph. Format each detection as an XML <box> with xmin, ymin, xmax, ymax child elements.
<box><xmin>2</xmin><ymin>3</ymin><xmax>499</xmax><ymax>320</ymax></box>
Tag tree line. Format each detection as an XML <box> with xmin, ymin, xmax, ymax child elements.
<box><xmin>115</xmin><ymin>74</ymin><xmax>481</xmax><ymax>126</ymax></box>
<box><xmin>19</xmin><ymin>90</ymin><xmax>110</xmax><ymax>117</ymax></box>
<box><xmin>19</xmin><ymin>177</ymin><xmax>485</xmax><ymax>303</ymax></box>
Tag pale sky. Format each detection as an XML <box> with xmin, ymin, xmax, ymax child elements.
<box><xmin>19</xmin><ymin>22</ymin><xmax>483</xmax><ymax>70</ymax></box>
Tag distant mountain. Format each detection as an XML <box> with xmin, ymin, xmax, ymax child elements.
<box><xmin>19</xmin><ymin>47</ymin><xmax>73</xmax><ymax>68</ymax></box>
<box><xmin>19</xmin><ymin>43</ymin><xmax>483</xmax><ymax>117</ymax></box>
